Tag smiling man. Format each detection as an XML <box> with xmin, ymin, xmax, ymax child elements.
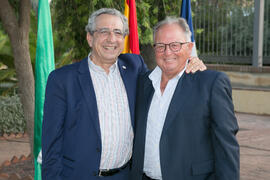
<box><xmin>42</xmin><ymin>9</ymin><xmax>206</xmax><ymax>180</ymax></box>
<box><xmin>131</xmin><ymin>17</ymin><xmax>239</xmax><ymax>180</ymax></box>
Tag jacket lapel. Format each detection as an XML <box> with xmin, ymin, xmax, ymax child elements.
<box><xmin>143</xmin><ymin>75</ymin><xmax>155</xmax><ymax>112</ymax></box>
<box><xmin>78</xmin><ymin>58</ymin><xmax>101</xmax><ymax>139</ymax></box>
<box><xmin>118</xmin><ymin>59</ymin><xmax>136</xmax><ymax>127</ymax></box>
<box><xmin>162</xmin><ymin>73</ymin><xmax>193</xmax><ymax>132</ymax></box>
<box><xmin>140</xmin><ymin>74</ymin><xmax>154</xmax><ymax>153</ymax></box>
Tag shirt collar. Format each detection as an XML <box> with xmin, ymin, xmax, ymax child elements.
<box><xmin>149</xmin><ymin>63</ymin><xmax>187</xmax><ymax>84</ymax></box>
<box><xmin>88</xmin><ymin>52</ymin><xmax>118</xmax><ymax>73</ymax></box>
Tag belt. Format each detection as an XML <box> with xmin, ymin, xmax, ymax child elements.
<box><xmin>142</xmin><ymin>173</ymin><xmax>159</xmax><ymax>180</ymax></box>
<box><xmin>98</xmin><ymin>160</ymin><xmax>131</xmax><ymax>176</ymax></box>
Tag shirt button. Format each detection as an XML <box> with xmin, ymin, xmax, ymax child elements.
<box><xmin>92</xmin><ymin>171</ymin><xmax>97</xmax><ymax>176</ymax></box>
<box><xmin>96</xmin><ymin>148</ymin><xmax>101</xmax><ymax>153</ymax></box>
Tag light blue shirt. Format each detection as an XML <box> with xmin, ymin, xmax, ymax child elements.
<box><xmin>143</xmin><ymin>66</ymin><xmax>186</xmax><ymax>180</ymax></box>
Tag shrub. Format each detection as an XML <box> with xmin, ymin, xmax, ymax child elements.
<box><xmin>0</xmin><ymin>94</ymin><xmax>25</xmax><ymax>135</ymax></box>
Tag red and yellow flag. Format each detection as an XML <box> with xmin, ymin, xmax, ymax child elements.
<box><xmin>123</xmin><ymin>0</ymin><xmax>140</xmax><ymax>54</ymax></box>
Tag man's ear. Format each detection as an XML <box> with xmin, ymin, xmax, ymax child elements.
<box><xmin>86</xmin><ymin>32</ymin><xmax>93</xmax><ymax>48</ymax></box>
<box><xmin>188</xmin><ymin>42</ymin><xmax>194</xmax><ymax>49</ymax></box>
<box><xmin>186</xmin><ymin>42</ymin><xmax>194</xmax><ymax>55</ymax></box>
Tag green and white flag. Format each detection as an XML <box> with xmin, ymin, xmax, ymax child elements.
<box><xmin>34</xmin><ymin>0</ymin><xmax>55</xmax><ymax>179</ymax></box>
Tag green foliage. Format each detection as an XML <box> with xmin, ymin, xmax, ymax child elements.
<box><xmin>51</xmin><ymin>0</ymin><xmax>185</xmax><ymax>59</ymax></box>
<box><xmin>51</xmin><ymin>0</ymin><xmax>125</xmax><ymax>60</ymax></box>
<box><xmin>0</xmin><ymin>69</ymin><xmax>16</xmax><ymax>81</ymax></box>
<box><xmin>1</xmin><ymin>0</ymin><xmax>269</xmax><ymax>71</ymax></box>
<box><xmin>136</xmin><ymin>0</ymin><xmax>182</xmax><ymax>45</ymax></box>
<box><xmin>0</xmin><ymin>28</ymin><xmax>17</xmax><ymax>96</ymax></box>
<box><xmin>192</xmin><ymin>0</ymin><xmax>257</xmax><ymax>57</ymax></box>
<box><xmin>137</xmin><ymin>1</ymin><xmax>152</xmax><ymax>44</ymax></box>
<box><xmin>0</xmin><ymin>7</ymin><xmax>73</xmax><ymax>95</ymax></box>
<box><xmin>0</xmin><ymin>30</ymin><xmax>14</xmax><ymax>68</ymax></box>
<box><xmin>224</xmin><ymin>6</ymin><xmax>254</xmax><ymax>56</ymax></box>
<box><xmin>0</xmin><ymin>10</ymin><xmax>38</xmax><ymax>95</ymax></box>
<box><xmin>0</xmin><ymin>94</ymin><xmax>25</xmax><ymax>135</ymax></box>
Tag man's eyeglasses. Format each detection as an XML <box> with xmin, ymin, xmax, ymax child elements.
<box><xmin>153</xmin><ymin>42</ymin><xmax>190</xmax><ymax>53</ymax></box>
<box><xmin>94</xmin><ymin>28</ymin><xmax>124</xmax><ymax>38</ymax></box>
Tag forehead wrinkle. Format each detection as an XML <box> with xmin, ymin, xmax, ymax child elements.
<box><xmin>95</xmin><ymin>14</ymin><xmax>123</xmax><ymax>31</ymax></box>
<box><xmin>97</xmin><ymin>27</ymin><xmax>123</xmax><ymax>31</ymax></box>
<box><xmin>155</xmin><ymin>26</ymin><xmax>187</xmax><ymax>43</ymax></box>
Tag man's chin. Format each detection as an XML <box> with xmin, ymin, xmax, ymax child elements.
<box><xmin>103</xmin><ymin>56</ymin><xmax>119</xmax><ymax>62</ymax></box>
<box><xmin>103</xmin><ymin>52</ymin><xmax>121</xmax><ymax>58</ymax></box>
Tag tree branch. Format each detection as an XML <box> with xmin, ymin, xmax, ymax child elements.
<box><xmin>0</xmin><ymin>0</ymin><xmax>19</xmax><ymax>38</ymax></box>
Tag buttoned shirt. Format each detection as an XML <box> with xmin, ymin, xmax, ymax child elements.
<box><xmin>88</xmin><ymin>55</ymin><xmax>133</xmax><ymax>170</ymax></box>
<box><xmin>143</xmin><ymin>66</ymin><xmax>186</xmax><ymax>180</ymax></box>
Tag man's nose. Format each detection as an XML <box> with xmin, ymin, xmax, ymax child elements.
<box><xmin>107</xmin><ymin>32</ymin><xmax>117</xmax><ymax>42</ymax></box>
<box><xmin>164</xmin><ymin>44</ymin><xmax>173</xmax><ymax>55</ymax></box>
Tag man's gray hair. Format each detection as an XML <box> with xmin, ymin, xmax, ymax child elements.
<box><xmin>85</xmin><ymin>8</ymin><xmax>129</xmax><ymax>37</ymax></box>
<box><xmin>153</xmin><ymin>16</ymin><xmax>192</xmax><ymax>42</ymax></box>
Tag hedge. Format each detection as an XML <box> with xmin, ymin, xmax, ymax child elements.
<box><xmin>0</xmin><ymin>94</ymin><xmax>26</xmax><ymax>135</ymax></box>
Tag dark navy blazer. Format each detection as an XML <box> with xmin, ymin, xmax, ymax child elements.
<box><xmin>42</xmin><ymin>54</ymin><xmax>147</xmax><ymax>180</ymax></box>
<box><xmin>131</xmin><ymin>70</ymin><xmax>240</xmax><ymax>180</ymax></box>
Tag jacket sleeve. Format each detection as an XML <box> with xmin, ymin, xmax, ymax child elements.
<box><xmin>138</xmin><ymin>54</ymin><xmax>149</xmax><ymax>75</ymax></box>
<box><xmin>42</xmin><ymin>70</ymin><xmax>66</xmax><ymax>180</ymax></box>
<box><xmin>210</xmin><ymin>72</ymin><xmax>240</xmax><ymax>180</ymax></box>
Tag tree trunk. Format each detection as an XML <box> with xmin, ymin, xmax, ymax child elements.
<box><xmin>0</xmin><ymin>0</ymin><xmax>35</xmax><ymax>157</ymax></box>
<box><xmin>12</xmin><ymin>32</ymin><xmax>35</xmax><ymax>157</ymax></box>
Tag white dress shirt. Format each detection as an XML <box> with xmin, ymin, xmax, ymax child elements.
<box><xmin>143</xmin><ymin>66</ymin><xmax>186</xmax><ymax>180</ymax></box>
<box><xmin>88</xmin><ymin>55</ymin><xmax>133</xmax><ymax>170</ymax></box>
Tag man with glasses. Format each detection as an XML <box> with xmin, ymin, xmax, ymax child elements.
<box><xmin>42</xmin><ymin>8</ymin><xmax>206</xmax><ymax>180</ymax></box>
<box><xmin>131</xmin><ymin>17</ymin><xmax>239</xmax><ymax>180</ymax></box>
